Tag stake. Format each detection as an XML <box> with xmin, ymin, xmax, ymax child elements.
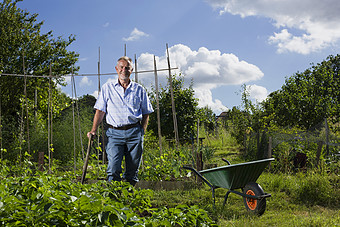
<box><xmin>71</xmin><ymin>74</ymin><xmax>76</xmax><ymax>175</ymax></box>
<box><xmin>0</xmin><ymin>76</ymin><xmax>2</xmax><ymax>160</ymax></box>
<box><xmin>19</xmin><ymin>55</ymin><xmax>25</xmax><ymax>163</ymax></box>
<box><xmin>166</xmin><ymin>44</ymin><xmax>179</xmax><ymax>148</ymax></box>
<box><xmin>153</xmin><ymin>55</ymin><xmax>162</xmax><ymax>154</ymax></box>
<box><xmin>48</xmin><ymin>64</ymin><xmax>52</xmax><ymax>173</ymax></box>
<box><xmin>71</xmin><ymin>69</ymin><xmax>84</xmax><ymax>160</ymax></box>
<box><xmin>22</xmin><ymin>54</ymin><xmax>30</xmax><ymax>155</ymax></box>
<box><xmin>134</xmin><ymin>54</ymin><xmax>138</xmax><ymax>83</ymax></box>
<box><xmin>98</xmin><ymin>47</ymin><xmax>105</xmax><ymax>163</ymax></box>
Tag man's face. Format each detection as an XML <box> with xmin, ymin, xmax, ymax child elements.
<box><xmin>115</xmin><ymin>60</ymin><xmax>133</xmax><ymax>81</ymax></box>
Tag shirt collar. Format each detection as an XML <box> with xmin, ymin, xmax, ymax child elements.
<box><xmin>114</xmin><ymin>79</ymin><xmax>134</xmax><ymax>90</ymax></box>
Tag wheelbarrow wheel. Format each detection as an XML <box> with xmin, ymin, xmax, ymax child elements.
<box><xmin>242</xmin><ymin>182</ymin><xmax>266</xmax><ymax>216</ymax></box>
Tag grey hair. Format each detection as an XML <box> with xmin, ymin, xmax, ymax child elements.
<box><xmin>117</xmin><ymin>56</ymin><xmax>134</xmax><ymax>70</ymax></box>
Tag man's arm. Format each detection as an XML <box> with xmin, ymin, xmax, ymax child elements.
<box><xmin>141</xmin><ymin>114</ymin><xmax>150</xmax><ymax>131</ymax></box>
<box><xmin>87</xmin><ymin>109</ymin><xmax>106</xmax><ymax>138</ymax></box>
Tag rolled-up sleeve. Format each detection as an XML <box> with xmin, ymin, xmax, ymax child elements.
<box><xmin>141</xmin><ymin>89</ymin><xmax>154</xmax><ymax>115</ymax></box>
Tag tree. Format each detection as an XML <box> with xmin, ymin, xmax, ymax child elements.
<box><xmin>52</xmin><ymin>95</ymin><xmax>97</xmax><ymax>164</ymax></box>
<box><xmin>148</xmin><ymin>74</ymin><xmax>199</xmax><ymax>143</ymax></box>
<box><xmin>196</xmin><ymin>106</ymin><xmax>216</xmax><ymax>134</ymax></box>
<box><xmin>0</xmin><ymin>0</ymin><xmax>79</xmax><ymax>160</ymax></box>
<box><xmin>222</xmin><ymin>85</ymin><xmax>256</xmax><ymax>145</ymax></box>
<box><xmin>262</xmin><ymin>54</ymin><xmax>340</xmax><ymax>130</ymax></box>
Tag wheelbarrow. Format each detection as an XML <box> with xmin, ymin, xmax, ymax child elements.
<box><xmin>183</xmin><ymin>158</ymin><xmax>274</xmax><ymax>216</ymax></box>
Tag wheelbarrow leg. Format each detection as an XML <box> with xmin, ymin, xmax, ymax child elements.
<box><xmin>182</xmin><ymin>166</ymin><xmax>218</xmax><ymax>210</ymax></box>
<box><xmin>222</xmin><ymin>190</ymin><xmax>232</xmax><ymax>208</ymax></box>
<box><xmin>212</xmin><ymin>187</ymin><xmax>216</xmax><ymax>209</ymax></box>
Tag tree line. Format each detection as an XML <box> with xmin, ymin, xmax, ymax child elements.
<box><xmin>224</xmin><ymin>54</ymin><xmax>340</xmax><ymax>143</ymax></box>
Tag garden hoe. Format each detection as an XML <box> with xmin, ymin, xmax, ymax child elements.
<box><xmin>81</xmin><ymin>134</ymin><xmax>93</xmax><ymax>184</ymax></box>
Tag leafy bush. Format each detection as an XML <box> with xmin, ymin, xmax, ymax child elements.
<box><xmin>0</xmin><ymin>176</ymin><xmax>150</xmax><ymax>226</ymax></box>
<box><xmin>0</xmin><ymin>162</ymin><xmax>216</xmax><ymax>226</ymax></box>
<box><xmin>149</xmin><ymin>204</ymin><xmax>217</xmax><ymax>226</ymax></box>
<box><xmin>140</xmin><ymin>147</ymin><xmax>192</xmax><ymax>181</ymax></box>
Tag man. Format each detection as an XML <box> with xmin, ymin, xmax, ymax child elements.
<box><xmin>87</xmin><ymin>56</ymin><xmax>154</xmax><ymax>186</ymax></box>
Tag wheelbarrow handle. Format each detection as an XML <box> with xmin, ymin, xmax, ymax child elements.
<box><xmin>81</xmin><ymin>134</ymin><xmax>93</xmax><ymax>184</ymax></box>
<box><xmin>222</xmin><ymin>158</ymin><xmax>231</xmax><ymax>165</ymax></box>
<box><xmin>182</xmin><ymin>165</ymin><xmax>214</xmax><ymax>189</ymax></box>
<box><xmin>183</xmin><ymin>165</ymin><xmax>218</xmax><ymax>208</ymax></box>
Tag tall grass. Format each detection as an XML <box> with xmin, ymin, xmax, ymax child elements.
<box><xmin>258</xmin><ymin>171</ymin><xmax>339</xmax><ymax>207</ymax></box>
<box><xmin>200</xmin><ymin>126</ymin><xmax>239</xmax><ymax>149</ymax></box>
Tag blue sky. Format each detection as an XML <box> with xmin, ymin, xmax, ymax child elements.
<box><xmin>18</xmin><ymin>0</ymin><xmax>340</xmax><ymax>113</ymax></box>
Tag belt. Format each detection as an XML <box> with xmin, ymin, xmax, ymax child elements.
<box><xmin>109</xmin><ymin>122</ymin><xmax>140</xmax><ymax>130</ymax></box>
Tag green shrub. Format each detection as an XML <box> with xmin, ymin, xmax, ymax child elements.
<box><xmin>140</xmin><ymin>151</ymin><xmax>186</xmax><ymax>181</ymax></box>
<box><xmin>149</xmin><ymin>204</ymin><xmax>217</xmax><ymax>226</ymax></box>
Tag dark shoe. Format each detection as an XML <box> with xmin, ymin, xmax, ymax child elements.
<box><xmin>123</xmin><ymin>179</ymin><xmax>137</xmax><ymax>186</ymax></box>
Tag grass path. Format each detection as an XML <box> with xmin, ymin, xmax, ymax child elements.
<box><xmin>151</xmin><ymin>139</ymin><xmax>340</xmax><ymax>226</ymax></box>
<box><xmin>151</xmin><ymin>171</ymin><xmax>339</xmax><ymax>226</ymax></box>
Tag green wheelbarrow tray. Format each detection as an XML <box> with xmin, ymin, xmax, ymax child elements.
<box><xmin>183</xmin><ymin>158</ymin><xmax>275</xmax><ymax>216</ymax></box>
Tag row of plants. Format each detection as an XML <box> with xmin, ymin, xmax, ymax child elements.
<box><xmin>140</xmin><ymin>144</ymin><xmax>217</xmax><ymax>182</ymax></box>
<box><xmin>0</xmin><ymin>158</ymin><xmax>217</xmax><ymax>226</ymax></box>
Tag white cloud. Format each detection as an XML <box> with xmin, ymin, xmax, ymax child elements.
<box><xmin>136</xmin><ymin>44</ymin><xmax>263</xmax><ymax>112</ymax></box>
<box><xmin>93</xmin><ymin>78</ymin><xmax>117</xmax><ymax>99</ymax></box>
<box><xmin>92</xmin><ymin>90</ymin><xmax>99</xmax><ymax>99</ymax></box>
<box><xmin>195</xmin><ymin>88</ymin><xmax>228</xmax><ymax>112</ymax></box>
<box><xmin>102</xmin><ymin>22</ymin><xmax>109</xmax><ymax>28</ymax></box>
<box><xmin>247</xmin><ymin>84</ymin><xmax>268</xmax><ymax>102</ymax></box>
<box><xmin>123</xmin><ymin>28</ymin><xmax>149</xmax><ymax>42</ymax></box>
<box><xmin>105</xmin><ymin>77</ymin><xmax>116</xmax><ymax>84</ymax></box>
<box><xmin>137</xmin><ymin>44</ymin><xmax>263</xmax><ymax>88</ymax></box>
<box><xmin>64</xmin><ymin>75</ymin><xmax>72</xmax><ymax>85</ymax></box>
<box><xmin>206</xmin><ymin>0</ymin><xmax>340</xmax><ymax>54</ymax></box>
<box><xmin>79</xmin><ymin>76</ymin><xmax>92</xmax><ymax>87</ymax></box>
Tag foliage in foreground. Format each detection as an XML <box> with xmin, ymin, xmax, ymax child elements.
<box><xmin>0</xmin><ymin>162</ymin><xmax>216</xmax><ymax>226</ymax></box>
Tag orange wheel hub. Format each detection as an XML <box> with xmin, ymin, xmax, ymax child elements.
<box><xmin>246</xmin><ymin>190</ymin><xmax>257</xmax><ymax>210</ymax></box>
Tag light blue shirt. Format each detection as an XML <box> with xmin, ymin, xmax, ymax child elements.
<box><xmin>94</xmin><ymin>80</ymin><xmax>154</xmax><ymax>127</ymax></box>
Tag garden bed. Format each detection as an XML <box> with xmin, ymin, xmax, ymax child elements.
<box><xmin>136</xmin><ymin>180</ymin><xmax>198</xmax><ymax>191</ymax></box>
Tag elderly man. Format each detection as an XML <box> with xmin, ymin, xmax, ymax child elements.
<box><xmin>87</xmin><ymin>56</ymin><xmax>154</xmax><ymax>185</ymax></box>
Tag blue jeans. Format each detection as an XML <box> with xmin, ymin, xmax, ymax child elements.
<box><xmin>106</xmin><ymin>125</ymin><xmax>144</xmax><ymax>183</ymax></box>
